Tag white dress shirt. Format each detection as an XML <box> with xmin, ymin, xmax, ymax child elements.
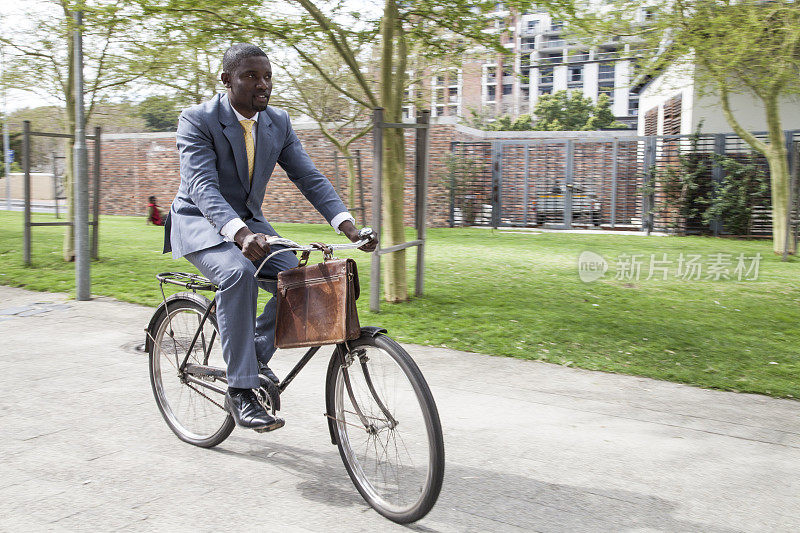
<box><xmin>219</xmin><ymin>101</ymin><xmax>354</xmax><ymax>241</ymax></box>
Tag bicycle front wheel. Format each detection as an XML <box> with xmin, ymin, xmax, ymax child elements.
<box><xmin>148</xmin><ymin>293</ymin><xmax>234</xmax><ymax>448</ymax></box>
<box><xmin>328</xmin><ymin>334</ymin><xmax>444</xmax><ymax>523</ymax></box>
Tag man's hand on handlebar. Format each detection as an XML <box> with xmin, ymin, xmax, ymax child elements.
<box><xmin>339</xmin><ymin>220</ymin><xmax>378</xmax><ymax>252</ymax></box>
<box><xmin>234</xmin><ymin>227</ymin><xmax>271</xmax><ymax>261</ymax></box>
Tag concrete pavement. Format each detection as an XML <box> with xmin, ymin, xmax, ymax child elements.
<box><xmin>1</xmin><ymin>285</ymin><xmax>798</xmax><ymax>532</ymax></box>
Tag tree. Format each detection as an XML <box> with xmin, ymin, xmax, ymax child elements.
<box><xmin>549</xmin><ymin>0</ymin><xmax>800</xmax><ymax>255</ymax></box>
<box><xmin>0</xmin><ymin>0</ymin><xmax>158</xmax><ymax>260</ymax></box>
<box><xmin>268</xmin><ymin>47</ymin><xmax>373</xmax><ymax>215</ymax></box>
<box><xmin>138</xmin><ymin>95</ymin><xmax>181</xmax><ymax>131</ymax></box>
<box><xmin>466</xmin><ymin>91</ymin><xmax>626</xmax><ymax>131</ymax></box>
<box><xmin>145</xmin><ymin>0</ymin><xmax>518</xmax><ymax>302</ymax></box>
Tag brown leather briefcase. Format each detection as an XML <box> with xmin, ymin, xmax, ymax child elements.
<box><xmin>275</xmin><ymin>257</ymin><xmax>361</xmax><ymax>349</ymax></box>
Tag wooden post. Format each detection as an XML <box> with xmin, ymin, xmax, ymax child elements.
<box><xmin>370</xmin><ymin>108</ymin><xmax>384</xmax><ymax>313</ymax></box>
<box><xmin>23</xmin><ymin>121</ymin><xmax>31</xmax><ymax>266</ymax></box>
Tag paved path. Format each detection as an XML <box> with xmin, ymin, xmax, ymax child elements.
<box><xmin>1</xmin><ymin>286</ymin><xmax>798</xmax><ymax>532</ymax></box>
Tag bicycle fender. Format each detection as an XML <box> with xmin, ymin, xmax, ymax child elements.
<box><xmin>325</xmin><ymin>346</ymin><xmax>343</xmax><ymax>445</ymax></box>
<box><xmin>144</xmin><ymin>292</ymin><xmax>214</xmax><ymax>354</ymax></box>
<box><xmin>359</xmin><ymin>326</ymin><xmax>388</xmax><ymax>337</ymax></box>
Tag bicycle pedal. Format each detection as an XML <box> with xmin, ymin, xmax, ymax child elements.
<box><xmin>253</xmin><ymin>419</ymin><xmax>285</xmax><ymax>433</ymax></box>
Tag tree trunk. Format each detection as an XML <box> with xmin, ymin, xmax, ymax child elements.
<box><xmin>62</xmin><ymin>10</ymin><xmax>76</xmax><ymax>262</ymax></box>
<box><xmin>378</xmin><ymin>0</ymin><xmax>408</xmax><ymax>302</ymax></box>
<box><xmin>718</xmin><ymin>85</ymin><xmax>795</xmax><ymax>256</ymax></box>
<box><xmin>764</xmin><ymin>96</ymin><xmax>795</xmax><ymax>256</ymax></box>
<box><xmin>765</xmin><ymin>147</ymin><xmax>795</xmax><ymax>256</ymax></box>
<box><xmin>341</xmin><ymin>146</ymin><xmax>359</xmax><ymax>217</ymax></box>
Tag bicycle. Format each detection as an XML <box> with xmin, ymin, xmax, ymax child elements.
<box><xmin>144</xmin><ymin>236</ymin><xmax>445</xmax><ymax>524</ymax></box>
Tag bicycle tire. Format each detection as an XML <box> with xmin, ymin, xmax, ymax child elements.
<box><xmin>148</xmin><ymin>292</ymin><xmax>234</xmax><ymax>448</ymax></box>
<box><xmin>326</xmin><ymin>333</ymin><xmax>444</xmax><ymax>523</ymax></box>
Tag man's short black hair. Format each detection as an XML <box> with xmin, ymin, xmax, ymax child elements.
<box><xmin>222</xmin><ymin>43</ymin><xmax>268</xmax><ymax>74</ymax></box>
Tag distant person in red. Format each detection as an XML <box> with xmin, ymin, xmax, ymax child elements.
<box><xmin>147</xmin><ymin>196</ymin><xmax>165</xmax><ymax>226</ymax></box>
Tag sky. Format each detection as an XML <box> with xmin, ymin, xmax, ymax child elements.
<box><xmin>0</xmin><ymin>0</ymin><xmax>384</xmax><ymax>114</ymax></box>
<box><xmin>1</xmin><ymin>0</ymin><xmax>59</xmax><ymax>112</ymax></box>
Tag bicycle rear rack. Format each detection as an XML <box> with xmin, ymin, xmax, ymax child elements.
<box><xmin>156</xmin><ymin>272</ymin><xmax>218</xmax><ymax>292</ymax></box>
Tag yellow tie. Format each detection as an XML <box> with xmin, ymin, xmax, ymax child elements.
<box><xmin>239</xmin><ymin>119</ymin><xmax>255</xmax><ymax>182</ymax></box>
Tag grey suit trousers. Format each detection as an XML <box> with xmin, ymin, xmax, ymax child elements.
<box><xmin>185</xmin><ymin>241</ymin><xmax>299</xmax><ymax>389</ymax></box>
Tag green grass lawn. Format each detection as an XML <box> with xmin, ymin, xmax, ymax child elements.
<box><xmin>2</xmin><ymin>211</ymin><xmax>799</xmax><ymax>398</ymax></box>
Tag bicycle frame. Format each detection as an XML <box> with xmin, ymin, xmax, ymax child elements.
<box><xmin>152</xmin><ymin>264</ymin><xmax>392</xmax><ymax>436</ymax></box>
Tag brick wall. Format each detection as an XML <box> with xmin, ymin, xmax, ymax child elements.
<box><xmin>93</xmin><ymin>122</ymin><xmax>634</xmax><ymax>229</ymax></box>
<box><xmin>94</xmin><ymin>123</ymin><xmax>456</xmax><ymax>228</ymax></box>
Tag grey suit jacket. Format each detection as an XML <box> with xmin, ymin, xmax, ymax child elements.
<box><xmin>164</xmin><ymin>93</ymin><xmax>347</xmax><ymax>258</ymax></box>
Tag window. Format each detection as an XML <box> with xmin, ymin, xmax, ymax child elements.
<box><xmin>539</xmin><ymin>87</ymin><xmax>552</xmax><ymax>96</ymax></box>
<box><xmin>448</xmin><ymin>87</ymin><xmax>459</xmax><ymax>103</ymax></box>
<box><xmin>521</xmin><ymin>37</ymin><xmax>536</xmax><ymax>51</ymax></box>
<box><xmin>550</xmin><ymin>19</ymin><xmax>564</xmax><ymax>31</ymax></box>
<box><xmin>628</xmin><ymin>96</ymin><xmax>639</xmax><ymax>116</ymax></box>
<box><xmin>521</xmin><ymin>87</ymin><xmax>530</xmax><ymax>100</ymax></box>
<box><xmin>598</xmin><ymin>85</ymin><xmax>614</xmax><ymax>104</ymax></box>
<box><xmin>526</xmin><ymin>20</ymin><xmax>539</xmax><ymax>32</ymax></box>
<box><xmin>569</xmin><ymin>66</ymin><xmax>582</xmax><ymax>83</ymax></box>
<box><xmin>540</xmin><ymin>67</ymin><xmax>553</xmax><ymax>84</ymax></box>
<box><xmin>502</xmin><ymin>83</ymin><xmax>513</xmax><ymax>95</ymax></box>
<box><xmin>435</xmin><ymin>74</ymin><xmax>445</xmax><ymax>86</ymax></box>
<box><xmin>486</xmin><ymin>66</ymin><xmax>497</xmax><ymax>82</ymax></box>
<box><xmin>598</xmin><ymin>62</ymin><xmax>615</xmax><ymax>80</ymax></box>
<box><xmin>487</xmin><ymin>85</ymin><xmax>496</xmax><ymax>100</ymax></box>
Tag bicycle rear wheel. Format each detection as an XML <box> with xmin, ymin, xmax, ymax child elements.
<box><xmin>148</xmin><ymin>293</ymin><xmax>234</xmax><ymax>448</ymax></box>
<box><xmin>327</xmin><ymin>334</ymin><xmax>444</xmax><ymax>523</ymax></box>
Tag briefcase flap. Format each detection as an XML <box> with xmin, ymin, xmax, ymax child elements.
<box><xmin>277</xmin><ymin>258</ymin><xmax>359</xmax><ymax>300</ymax></box>
<box><xmin>275</xmin><ymin>258</ymin><xmax>360</xmax><ymax>349</ymax></box>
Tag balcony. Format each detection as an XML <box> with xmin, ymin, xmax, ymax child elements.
<box><xmin>595</xmin><ymin>50</ymin><xmax>619</xmax><ymax>61</ymax></box>
<box><xmin>540</xmin><ymin>39</ymin><xmax>566</xmax><ymax>49</ymax></box>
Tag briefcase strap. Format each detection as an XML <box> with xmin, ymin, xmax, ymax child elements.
<box><xmin>298</xmin><ymin>242</ymin><xmax>334</xmax><ymax>266</ymax></box>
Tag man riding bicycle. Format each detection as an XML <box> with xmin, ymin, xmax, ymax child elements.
<box><xmin>163</xmin><ymin>43</ymin><xmax>376</xmax><ymax>432</ymax></box>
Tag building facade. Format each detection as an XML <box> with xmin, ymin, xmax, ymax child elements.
<box><xmin>404</xmin><ymin>3</ymin><xmax>653</xmax><ymax>128</ymax></box>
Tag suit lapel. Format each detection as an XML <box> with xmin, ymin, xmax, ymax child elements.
<box><xmin>249</xmin><ymin>109</ymin><xmax>274</xmax><ymax>199</ymax></box>
<box><xmin>219</xmin><ymin>93</ymin><xmax>251</xmax><ymax>194</ymax></box>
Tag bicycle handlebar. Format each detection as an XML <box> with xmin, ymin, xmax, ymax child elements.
<box><xmin>254</xmin><ymin>228</ymin><xmax>375</xmax><ymax>279</ymax></box>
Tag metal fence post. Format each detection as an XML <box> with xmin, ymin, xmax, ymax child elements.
<box><xmin>414</xmin><ymin>110</ymin><xmax>430</xmax><ymax>297</ymax></box>
<box><xmin>23</xmin><ymin>120</ymin><xmax>31</xmax><ymax>266</ymax></box>
<box><xmin>711</xmin><ymin>133</ymin><xmax>726</xmax><ymax>236</ymax></box>
<box><xmin>611</xmin><ymin>139</ymin><xmax>618</xmax><ymax>228</ymax></box>
<box><xmin>355</xmin><ymin>149</ymin><xmax>365</xmax><ymax>223</ymax></box>
<box><xmin>332</xmin><ymin>151</ymin><xmax>340</xmax><ymax>197</ymax></box>
<box><xmin>564</xmin><ymin>139</ymin><xmax>574</xmax><ymax>229</ymax></box>
<box><xmin>91</xmin><ymin>126</ymin><xmax>101</xmax><ymax>260</ymax></box>
<box><xmin>523</xmin><ymin>146</ymin><xmax>530</xmax><ymax>226</ymax></box>
<box><xmin>784</xmin><ymin>132</ymin><xmax>798</xmax><ymax>259</ymax></box>
<box><xmin>370</xmin><ymin>108</ymin><xmax>384</xmax><ymax>313</ymax></box>
<box><xmin>642</xmin><ymin>136</ymin><xmax>657</xmax><ymax>234</ymax></box>
<box><xmin>491</xmin><ymin>142</ymin><xmax>501</xmax><ymax>229</ymax></box>
<box><xmin>449</xmin><ymin>141</ymin><xmax>456</xmax><ymax>227</ymax></box>
<box><xmin>794</xmin><ymin>140</ymin><xmax>800</xmax><ymax>252</ymax></box>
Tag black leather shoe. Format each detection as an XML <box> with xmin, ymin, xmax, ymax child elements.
<box><xmin>258</xmin><ymin>363</ymin><xmax>280</xmax><ymax>385</ymax></box>
<box><xmin>225</xmin><ymin>388</ymin><xmax>284</xmax><ymax>431</ymax></box>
